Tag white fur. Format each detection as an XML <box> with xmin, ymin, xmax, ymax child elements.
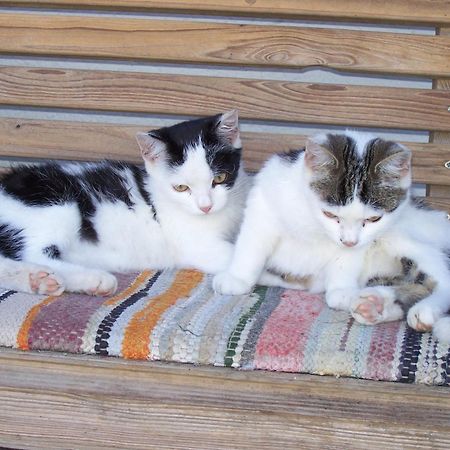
<box><xmin>214</xmin><ymin>134</ymin><xmax>450</xmax><ymax>342</ymax></box>
<box><xmin>0</xmin><ymin>146</ymin><xmax>249</xmax><ymax>296</ymax></box>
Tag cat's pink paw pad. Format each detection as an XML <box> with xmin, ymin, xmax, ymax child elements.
<box><xmin>351</xmin><ymin>286</ymin><xmax>403</xmax><ymax>326</ymax></box>
<box><xmin>353</xmin><ymin>295</ymin><xmax>384</xmax><ymax>324</ymax></box>
<box><xmin>29</xmin><ymin>271</ymin><xmax>65</xmax><ymax>296</ymax></box>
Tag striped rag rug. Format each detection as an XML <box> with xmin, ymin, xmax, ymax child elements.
<box><xmin>0</xmin><ymin>269</ymin><xmax>449</xmax><ymax>385</ymax></box>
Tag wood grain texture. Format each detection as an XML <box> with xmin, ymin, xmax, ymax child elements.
<box><xmin>2</xmin><ymin>67</ymin><xmax>450</xmax><ymax>131</ymax></box>
<box><xmin>1</xmin><ymin>118</ymin><xmax>449</xmax><ymax>186</ymax></box>
<box><xmin>423</xmin><ymin>197</ymin><xmax>450</xmax><ymax>213</ymax></box>
<box><xmin>0</xmin><ymin>13</ymin><xmax>450</xmax><ymax>77</ymax></box>
<box><xmin>0</xmin><ymin>348</ymin><xmax>449</xmax><ymax>450</ymax></box>
<box><xmin>2</xmin><ymin>0</ymin><xmax>450</xmax><ymax>25</ymax></box>
<box><xmin>429</xmin><ymin>26</ymin><xmax>450</xmax><ymax>198</ymax></box>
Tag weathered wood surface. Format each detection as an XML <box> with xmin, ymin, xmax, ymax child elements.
<box><xmin>423</xmin><ymin>197</ymin><xmax>450</xmax><ymax>213</ymax></box>
<box><xmin>429</xmin><ymin>26</ymin><xmax>450</xmax><ymax>198</ymax></box>
<box><xmin>1</xmin><ymin>67</ymin><xmax>450</xmax><ymax>131</ymax></box>
<box><xmin>2</xmin><ymin>0</ymin><xmax>450</xmax><ymax>25</ymax></box>
<box><xmin>0</xmin><ymin>13</ymin><xmax>450</xmax><ymax>77</ymax></box>
<box><xmin>0</xmin><ymin>348</ymin><xmax>449</xmax><ymax>450</ymax></box>
<box><xmin>1</xmin><ymin>118</ymin><xmax>449</xmax><ymax>186</ymax></box>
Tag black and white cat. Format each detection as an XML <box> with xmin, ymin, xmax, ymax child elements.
<box><xmin>0</xmin><ymin>110</ymin><xmax>248</xmax><ymax>296</ymax></box>
<box><xmin>213</xmin><ymin>131</ymin><xmax>450</xmax><ymax>342</ymax></box>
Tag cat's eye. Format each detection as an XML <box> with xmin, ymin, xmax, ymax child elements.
<box><xmin>323</xmin><ymin>211</ymin><xmax>338</xmax><ymax>220</ymax></box>
<box><xmin>213</xmin><ymin>173</ymin><xmax>228</xmax><ymax>185</ymax></box>
<box><xmin>173</xmin><ymin>184</ymin><xmax>189</xmax><ymax>192</ymax></box>
<box><xmin>365</xmin><ymin>216</ymin><xmax>382</xmax><ymax>223</ymax></box>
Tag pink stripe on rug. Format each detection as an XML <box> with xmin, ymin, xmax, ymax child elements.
<box><xmin>364</xmin><ymin>320</ymin><xmax>403</xmax><ymax>381</ymax></box>
<box><xmin>253</xmin><ymin>290</ymin><xmax>324</xmax><ymax>372</ymax></box>
<box><xmin>26</xmin><ymin>273</ymin><xmax>137</xmax><ymax>353</ymax></box>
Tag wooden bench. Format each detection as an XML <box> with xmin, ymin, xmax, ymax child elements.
<box><xmin>0</xmin><ymin>1</ymin><xmax>449</xmax><ymax>448</ymax></box>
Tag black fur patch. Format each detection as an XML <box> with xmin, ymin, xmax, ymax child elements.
<box><xmin>310</xmin><ymin>135</ymin><xmax>408</xmax><ymax>212</ymax></box>
<box><xmin>129</xmin><ymin>164</ymin><xmax>157</xmax><ymax>219</ymax></box>
<box><xmin>278</xmin><ymin>148</ymin><xmax>304</xmax><ymax>164</ymax></box>
<box><xmin>367</xmin><ymin>256</ymin><xmax>436</xmax><ymax>310</ymax></box>
<box><xmin>0</xmin><ymin>161</ymin><xmax>158</xmax><ymax>243</ymax></box>
<box><xmin>43</xmin><ymin>244</ymin><xmax>61</xmax><ymax>259</ymax></box>
<box><xmin>2</xmin><ymin>164</ymin><xmax>80</xmax><ymax>206</ymax></box>
<box><xmin>0</xmin><ymin>224</ymin><xmax>24</xmax><ymax>260</ymax></box>
<box><xmin>82</xmin><ymin>162</ymin><xmax>134</xmax><ymax>209</ymax></box>
<box><xmin>411</xmin><ymin>197</ymin><xmax>433</xmax><ymax>210</ymax></box>
<box><xmin>150</xmin><ymin>114</ymin><xmax>241</xmax><ymax>189</ymax></box>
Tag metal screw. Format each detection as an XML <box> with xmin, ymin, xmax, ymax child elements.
<box><xmin>445</xmin><ymin>161</ymin><xmax>450</xmax><ymax>169</ymax></box>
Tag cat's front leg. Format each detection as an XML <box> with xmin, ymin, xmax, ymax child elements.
<box><xmin>181</xmin><ymin>239</ymin><xmax>235</xmax><ymax>274</ymax></box>
<box><xmin>324</xmin><ymin>251</ymin><xmax>365</xmax><ymax>311</ymax></box>
<box><xmin>213</xmin><ymin>192</ymin><xmax>279</xmax><ymax>295</ymax></box>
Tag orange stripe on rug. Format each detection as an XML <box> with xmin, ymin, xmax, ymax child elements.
<box><xmin>104</xmin><ymin>270</ymin><xmax>154</xmax><ymax>306</ymax></box>
<box><xmin>16</xmin><ymin>295</ymin><xmax>60</xmax><ymax>350</ymax></box>
<box><xmin>122</xmin><ymin>270</ymin><xmax>204</xmax><ymax>360</ymax></box>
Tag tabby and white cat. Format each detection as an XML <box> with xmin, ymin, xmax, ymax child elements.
<box><xmin>0</xmin><ymin>110</ymin><xmax>248</xmax><ymax>296</ymax></box>
<box><xmin>213</xmin><ymin>132</ymin><xmax>450</xmax><ymax>342</ymax></box>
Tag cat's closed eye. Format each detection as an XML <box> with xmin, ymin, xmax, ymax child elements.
<box><xmin>213</xmin><ymin>173</ymin><xmax>228</xmax><ymax>186</ymax></box>
<box><xmin>173</xmin><ymin>184</ymin><xmax>189</xmax><ymax>192</ymax></box>
<box><xmin>364</xmin><ymin>216</ymin><xmax>382</xmax><ymax>224</ymax></box>
<box><xmin>323</xmin><ymin>210</ymin><xmax>339</xmax><ymax>221</ymax></box>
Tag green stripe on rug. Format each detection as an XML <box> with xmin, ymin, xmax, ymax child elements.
<box><xmin>224</xmin><ymin>286</ymin><xmax>267</xmax><ymax>367</ymax></box>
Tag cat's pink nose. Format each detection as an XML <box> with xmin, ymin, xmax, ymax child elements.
<box><xmin>200</xmin><ymin>205</ymin><xmax>212</xmax><ymax>214</ymax></box>
<box><xmin>341</xmin><ymin>239</ymin><xmax>357</xmax><ymax>247</ymax></box>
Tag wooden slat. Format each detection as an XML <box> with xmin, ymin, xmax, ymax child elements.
<box><xmin>0</xmin><ymin>349</ymin><xmax>449</xmax><ymax>450</ymax></box>
<box><xmin>0</xmin><ymin>13</ymin><xmax>449</xmax><ymax>77</ymax></box>
<box><xmin>1</xmin><ymin>67</ymin><xmax>450</xmax><ymax>131</ymax></box>
<box><xmin>2</xmin><ymin>1</ymin><xmax>450</xmax><ymax>26</ymax></box>
<box><xmin>0</xmin><ymin>118</ymin><xmax>449</xmax><ymax>186</ymax></box>
<box><xmin>429</xmin><ymin>26</ymin><xmax>450</xmax><ymax>199</ymax></box>
<box><xmin>423</xmin><ymin>197</ymin><xmax>450</xmax><ymax>213</ymax></box>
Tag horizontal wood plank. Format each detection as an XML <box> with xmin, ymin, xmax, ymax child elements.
<box><xmin>1</xmin><ymin>67</ymin><xmax>450</xmax><ymax>131</ymax></box>
<box><xmin>0</xmin><ymin>118</ymin><xmax>449</xmax><ymax>186</ymax></box>
<box><xmin>423</xmin><ymin>197</ymin><xmax>450</xmax><ymax>213</ymax></box>
<box><xmin>0</xmin><ymin>349</ymin><xmax>449</xmax><ymax>449</ymax></box>
<box><xmin>0</xmin><ymin>13</ymin><xmax>449</xmax><ymax>77</ymax></box>
<box><xmin>2</xmin><ymin>1</ymin><xmax>450</xmax><ymax>25</ymax></box>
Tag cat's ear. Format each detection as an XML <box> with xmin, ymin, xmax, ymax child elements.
<box><xmin>304</xmin><ymin>138</ymin><xmax>338</xmax><ymax>170</ymax></box>
<box><xmin>216</xmin><ymin>109</ymin><xmax>241</xmax><ymax>148</ymax></box>
<box><xmin>136</xmin><ymin>132</ymin><xmax>166</xmax><ymax>163</ymax></box>
<box><xmin>375</xmin><ymin>144</ymin><xmax>411</xmax><ymax>178</ymax></box>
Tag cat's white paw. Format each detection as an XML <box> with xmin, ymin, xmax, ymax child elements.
<box><xmin>351</xmin><ymin>286</ymin><xmax>403</xmax><ymax>325</ymax></box>
<box><xmin>2</xmin><ymin>262</ymin><xmax>65</xmax><ymax>296</ymax></box>
<box><xmin>29</xmin><ymin>269</ymin><xmax>66</xmax><ymax>296</ymax></box>
<box><xmin>86</xmin><ymin>271</ymin><xmax>118</xmax><ymax>297</ymax></box>
<box><xmin>326</xmin><ymin>288</ymin><xmax>359</xmax><ymax>311</ymax></box>
<box><xmin>213</xmin><ymin>272</ymin><xmax>253</xmax><ymax>295</ymax></box>
<box><xmin>407</xmin><ymin>302</ymin><xmax>440</xmax><ymax>332</ymax></box>
<box><xmin>66</xmin><ymin>270</ymin><xmax>118</xmax><ymax>297</ymax></box>
<box><xmin>432</xmin><ymin>317</ymin><xmax>450</xmax><ymax>343</ymax></box>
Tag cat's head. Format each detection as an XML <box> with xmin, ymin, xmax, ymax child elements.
<box><xmin>303</xmin><ymin>132</ymin><xmax>412</xmax><ymax>248</ymax></box>
<box><xmin>135</xmin><ymin>110</ymin><xmax>242</xmax><ymax>215</ymax></box>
